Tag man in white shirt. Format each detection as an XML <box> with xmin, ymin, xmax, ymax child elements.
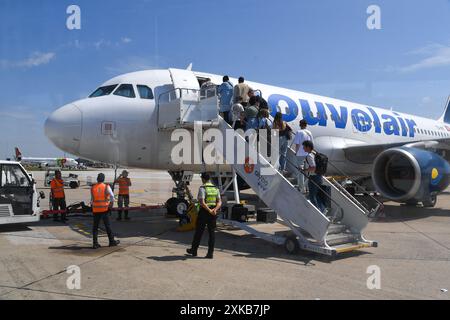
<box><xmin>293</xmin><ymin>119</ymin><xmax>313</xmax><ymax>193</ymax></box>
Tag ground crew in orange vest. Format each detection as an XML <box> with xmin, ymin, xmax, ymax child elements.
<box><xmin>91</xmin><ymin>173</ymin><xmax>120</xmax><ymax>249</ymax></box>
<box><xmin>50</xmin><ymin>170</ymin><xmax>67</xmax><ymax>222</ymax></box>
<box><xmin>114</xmin><ymin>170</ymin><xmax>132</xmax><ymax>221</ymax></box>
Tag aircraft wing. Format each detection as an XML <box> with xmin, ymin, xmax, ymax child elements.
<box><xmin>342</xmin><ymin>138</ymin><xmax>450</xmax><ymax>164</ymax></box>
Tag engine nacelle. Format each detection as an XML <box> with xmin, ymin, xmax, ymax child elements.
<box><xmin>372</xmin><ymin>147</ymin><xmax>450</xmax><ymax>202</ymax></box>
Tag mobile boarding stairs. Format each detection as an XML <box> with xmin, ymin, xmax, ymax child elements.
<box><xmin>157</xmin><ymin>85</ymin><xmax>380</xmax><ymax>257</ymax></box>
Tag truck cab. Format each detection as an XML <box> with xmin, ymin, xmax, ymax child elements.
<box><xmin>0</xmin><ymin>161</ymin><xmax>41</xmax><ymax>225</ymax></box>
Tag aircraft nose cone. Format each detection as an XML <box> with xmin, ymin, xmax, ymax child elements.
<box><xmin>45</xmin><ymin>104</ymin><xmax>82</xmax><ymax>155</ymax></box>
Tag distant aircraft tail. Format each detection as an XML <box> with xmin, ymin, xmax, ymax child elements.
<box><xmin>439</xmin><ymin>96</ymin><xmax>450</xmax><ymax>124</ymax></box>
<box><xmin>14</xmin><ymin>147</ymin><xmax>22</xmax><ymax>161</ymax></box>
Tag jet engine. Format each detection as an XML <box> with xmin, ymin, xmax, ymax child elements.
<box><xmin>372</xmin><ymin>147</ymin><xmax>450</xmax><ymax>206</ymax></box>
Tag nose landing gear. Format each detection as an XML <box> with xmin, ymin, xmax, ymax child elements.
<box><xmin>165</xmin><ymin>171</ymin><xmax>194</xmax><ymax>217</ymax></box>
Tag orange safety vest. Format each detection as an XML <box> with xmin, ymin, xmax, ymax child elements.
<box><xmin>117</xmin><ymin>177</ymin><xmax>130</xmax><ymax>195</ymax></box>
<box><xmin>50</xmin><ymin>179</ymin><xmax>65</xmax><ymax>199</ymax></box>
<box><xmin>91</xmin><ymin>183</ymin><xmax>110</xmax><ymax>214</ymax></box>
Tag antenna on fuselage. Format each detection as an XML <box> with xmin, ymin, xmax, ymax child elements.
<box><xmin>186</xmin><ymin>63</ymin><xmax>193</xmax><ymax>71</ymax></box>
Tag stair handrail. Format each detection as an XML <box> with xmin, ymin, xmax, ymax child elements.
<box><xmin>319</xmin><ymin>155</ymin><xmax>384</xmax><ymax>215</ymax></box>
<box><xmin>287</xmin><ymin>139</ymin><xmax>384</xmax><ymax>215</ymax></box>
<box><xmin>157</xmin><ymin>87</ymin><xmax>219</xmax><ymax>128</ymax></box>
<box><xmin>226</xmin><ymin>120</ymin><xmax>346</xmax><ymax>220</ymax></box>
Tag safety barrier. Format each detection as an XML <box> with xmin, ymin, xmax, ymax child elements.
<box><xmin>41</xmin><ymin>205</ymin><xmax>165</xmax><ymax>218</ymax></box>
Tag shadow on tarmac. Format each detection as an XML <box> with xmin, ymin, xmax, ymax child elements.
<box><xmin>148</xmin><ymin>255</ymin><xmax>189</xmax><ymax>262</ymax></box>
<box><xmin>380</xmin><ymin>204</ymin><xmax>450</xmax><ymax>222</ymax></box>
<box><xmin>0</xmin><ymin>224</ymin><xmax>32</xmax><ymax>233</ymax></box>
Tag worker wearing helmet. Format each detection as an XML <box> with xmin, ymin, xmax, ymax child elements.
<box><xmin>91</xmin><ymin>173</ymin><xmax>120</xmax><ymax>249</ymax></box>
<box><xmin>50</xmin><ymin>170</ymin><xmax>67</xmax><ymax>222</ymax></box>
<box><xmin>114</xmin><ymin>170</ymin><xmax>132</xmax><ymax>221</ymax></box>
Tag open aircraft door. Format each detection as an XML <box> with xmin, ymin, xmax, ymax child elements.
<box><xmin>158</xmin><ymin>69</ymin><xmax>218</xmax><ymax>129</ymax></box>
<box><xmin>169</xmin><ymin>68</ymin><xmax>200</xmax><ymax>100</ymax></box>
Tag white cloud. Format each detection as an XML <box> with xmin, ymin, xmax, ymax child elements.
<box><xmin>399</xmin><ymin>43</ymin><xmax>450</xmax><ymax>73</ymax></box>
<box><xmin>0</xmin><ymin>52</ymin><xmax>56</xmax><ymax>69</ymax></box>
<box><xmin>105</xmin><ymin>56</ymin><xmax>160</xmax><ymax>74</ymax></box>
<box><xmin>421</xmin><ymin>96</ymin><xmax>432</xmax><ymax>104</ymax></box>
<box><xmin>62</xmin><ymin>37</ymin><xmax>133</xmax><ymax>52</ymax></box>
<box><xmin>94</xmin><ymin>39</ymin><xmax>112</xmax><ymax>50</ymax></box>
<box><xmin>0</xmin><ymin>106</ymin><xmax>37</xmax><ymax>120</ymax></box>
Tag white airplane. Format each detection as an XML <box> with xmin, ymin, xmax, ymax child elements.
<box><xmin>44</xmin><ymin>68</ymin><xmax>450</xmax><ymax>210</ymax></box>
<box><xmin>14</xmin><ymin>147</ymin><xmax>79</xmax><ymax>168</ymax></box>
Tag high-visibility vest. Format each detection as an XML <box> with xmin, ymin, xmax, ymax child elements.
<box><xmin>117</xmin><ymin>177</ymin><xmax>130</xmax><ymax>195</ymax></box>
<box><xmin>91</xmin><ymin>183</ymin><xmax>110</xmax><ymax>214</ymax></box>
<box><xmin>50</xmin><ymin>179</ymin><xmax>65</xmax><ymax>199</ymax></box>
<box><xmin>202</xmin><ymin>183</ymin><xmax>219</xmax><ymax>208</ymax></box>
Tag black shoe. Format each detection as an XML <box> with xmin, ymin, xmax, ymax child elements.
<box><xmin>125</xmin><ymin>217</ymin><xmax>131</xmax><ymax>221</ymax></box>
<box><xmin>205</xmin><ymin>254</ymin><xmax>214</xmax><ymax>259</ymax></box>
<box><xmin>117</xmin><ymin>217</ymin><xmax>122</xmax><ymax>221</ymax></box>
<box><xmin>186</xmin><ymin>248</ymin><xmax>197</xmax><ymax>257</ymax></box>
<box><xmin>109</xmin><ymin>240</ymin><xmax>120</xmax><ymax>247</ymax></box>
<box><xmin>93</xmin><ymin>243</ymin><xmax>101</xmax><ymax>249</ymax></box>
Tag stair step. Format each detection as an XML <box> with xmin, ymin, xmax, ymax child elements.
<box><xmin>327</xmin><ymin>224</ymin><xmax>348</xmax><ymax>235</ymax></box>
<box><xmin>333</xmin><ymin>242</ymin><xmax>374</xmax><ymax>254</ymax></box>
<box><xmin>326</xmin><ymin>233</ymin><xmax>359</xmax><ymax>246</ymax></box>
<box><xmin>287</xmin><ymin>177</ymin><xmax>297</xmax><ymax>183</ymax></box>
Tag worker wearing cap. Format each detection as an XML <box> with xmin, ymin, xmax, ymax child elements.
<box><xmin>187</xmin><ymin>173</ymin><xmax>222</xmax><ymax>259</ymax></box>
<box><xmin>91</xmin><ymin>173</ymin><xmax>120</xmax><ymax>249</ymax></box>
<box><xmin>114</xmin><ymin>170</ymin><xmax>132</xmax><ymax>221</ymax></box>
<box><xmin>50</xmin><ymin>170</ymin><xmax>67</xmax><ymax>222</ymax></box>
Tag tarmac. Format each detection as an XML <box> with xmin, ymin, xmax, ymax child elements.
<box><xmin>0</xmin><ymin>169</ymin><xmax>449</xmax><ymax>300</ymax></box>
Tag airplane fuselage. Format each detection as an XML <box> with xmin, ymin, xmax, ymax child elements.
<box><xmin>45</xmin><ymin>69</ymin><xmax>450</xmax><ymax>177</ymax></box>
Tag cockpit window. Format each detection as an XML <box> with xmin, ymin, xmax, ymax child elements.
<box><xmin>89</xmin><ymin>85</ymin><xmax>118</xmax><ymax>98</ymax></box>
<box><xmin>114</xmin><ymin>84</ymin><xmax>136</xmax><ymax>98</ymax></box>
<box><xmin>137</xmin><ymin>85</ymin><xmax>154</xmax><ymax>100</ymax></box>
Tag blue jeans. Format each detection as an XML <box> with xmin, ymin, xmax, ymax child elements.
<box><xmin>278</xmin><ymin>135</ymin><xmax>288</xmax><ymax>171</ymax></box>
<box><xmin>308</xmin><ymin>175</ymin><xmax>326</xmax><ymax>213</ymax></box>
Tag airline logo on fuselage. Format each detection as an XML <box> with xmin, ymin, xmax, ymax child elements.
<box><xmin>267</xmin><ymin>94</ymin><xmax>417</xmax><ymax>138</ymax></box>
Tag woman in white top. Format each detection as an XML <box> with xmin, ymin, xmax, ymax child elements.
<box><xmin>231</xmin><ymin>97</ymin><xmax>245</xmax><ymax>125</ymax></box>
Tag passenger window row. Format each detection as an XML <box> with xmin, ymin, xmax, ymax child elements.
<box><xmin>414</xmin><ymin>127</ymin><xmax>450</xmax><ymax>138</ymax></box>
<box><xmin>89</xmin><ymin>84</ymin><xmax>154</xmax><ymax>100</ymax></box>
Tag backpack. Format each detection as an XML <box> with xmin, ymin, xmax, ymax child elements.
<box><xmin>306</xmin><ymin>151</ymin><xmax>328</xmax><ymax>175</ymax></box>
<box><xmin>314</xmin><ymin>152</ymin><xmax>328</xmax><ymax>176</ymax></box>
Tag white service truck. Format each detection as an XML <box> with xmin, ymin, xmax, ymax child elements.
<box><xmin>0</xmin><ymin>161</ymin><xmax>43</xmax><ymax>225</ymax></box>
<box><xmin>44</xmin><ymin>168</ymin><xmax>80</xmax><ymax>189</ymax></box>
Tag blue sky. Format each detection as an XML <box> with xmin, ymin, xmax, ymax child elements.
<box><xmin>1</xmin><ymin>0</ymin><xmax>450</xmax><ymax>158</ymax></box>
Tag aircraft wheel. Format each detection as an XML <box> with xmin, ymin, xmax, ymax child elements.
<box><xmin>284</xmin><ymin>235</ymin><xmax>299</xmax><ymax>255</ymax></box>
<box><xmin>423</xmin><ymin>195</ymin><xmax>437</xmax><ymax>208</ymax></box>
<box><xmin>166</xmin><ymin>198</ymin><xmax>189</xmax><ymax>217</ymax></box>
<box><xmin>69</xmin><ymin>181</ymin><xmax>79</xmax><ymax>189</ymax></box>
<box><xmin>405</xmin><ymin>200</ymin><xmax>419</xmax><ymax>207</ymax></box>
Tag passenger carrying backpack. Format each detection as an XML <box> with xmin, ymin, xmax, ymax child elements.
<box><xmin>313</xmin><ymin>151</ymin><xmax>328</xmax><ymax>175</ymax></box>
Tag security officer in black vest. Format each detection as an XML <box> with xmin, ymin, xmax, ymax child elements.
<box><xmin>187</xmin><ymin>173</ymin><xmax>222</xmax><ymax>259</ymax></box>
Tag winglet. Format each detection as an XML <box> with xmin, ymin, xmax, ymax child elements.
<box><xmin>439</xmin><ymin>95</ymin><xmax>450</xmax><ymax>124</ymax></box>
<box><xmin>186</xmin><ymin>63</ymin><xmax>193</xmax><ymax>71</ymax></box>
